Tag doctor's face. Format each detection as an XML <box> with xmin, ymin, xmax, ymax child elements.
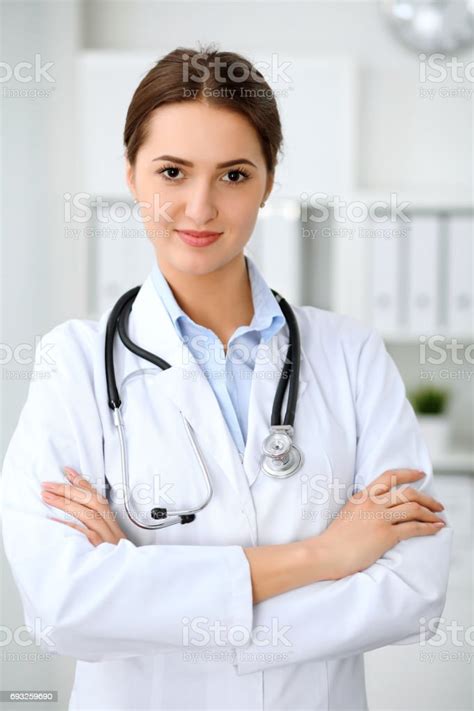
<box><xmin>126</xmin><ymin>101</ymin><xmax>273</xmax><ymax>276</ymax></box>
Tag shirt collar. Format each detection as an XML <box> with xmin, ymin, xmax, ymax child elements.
<box><xmin>150</xmin><ymin>253</ymin><xmax>285</xmax><ymax>344</ymax></box>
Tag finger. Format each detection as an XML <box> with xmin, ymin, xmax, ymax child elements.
<box><xmin>385</xmin><ymin>502</ymin><xmax>446</xmax><ymax>524</ymax></box>
<box><xmin>41</xmin><ymin>491</ymin><xmax>115</xmax><ymax>540</ymax></box>
<box><xmin>384</xmin><ymin>486</ymin><xmax>444</xmax><ymax>511</ymax></box>
<box><xmin>365</xmin><ymin>469</ymin><xmax>426</xmax><ymax>499</ymax></box>
<box><xmin>390</xmin><ymin>520</ymin><xmax>446</xmax><ymax>544</ymax></box>
<box><xmin>41</xmin><ymin>482</ymin><xmax>115</xmax><ymax>523</ymax></box>
<box><xmin>43</xmin><ymin>479</ymin><xmax>125</xmax><ymax>542</ymax></box>
<box><xmin>64</xmin><ymin>468</ymin><xmax>107</xmax><ymax>502</ymax></box>
<box><xmin>43</xmin><ymin>480</ymin><xmax>126</xmax><ymax>541</ymax></box>
<box><xmin>49</xmin><ymin>516</ymin><xmax>88</xmax><ymax>533</ymax></box>
<box><xmin>48</xmin><ymin>516</ymin><xmax>102</xmax><ymax>547</ymax></box>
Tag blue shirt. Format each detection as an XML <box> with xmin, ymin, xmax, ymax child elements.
<box><xmin>150</xmin><ymin>254</ymin><xmax>285</xmax><ymax>456</ymax></box>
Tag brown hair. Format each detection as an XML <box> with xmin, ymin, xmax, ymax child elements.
<box><xmin>123</xmin><ymin>42</ymin><xmax>283</xmax><ymax>177</ymax></box>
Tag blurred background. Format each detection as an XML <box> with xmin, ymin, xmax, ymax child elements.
<box><xmin>0</xmin><ymin>1</ymin><xmax>473</xmax><ymax>709</ymax></box>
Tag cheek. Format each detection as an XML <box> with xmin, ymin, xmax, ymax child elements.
<box><xmin>137</xmin><ymin>182</ymin><xmax>180</xmax><ymax>235</ymax></box>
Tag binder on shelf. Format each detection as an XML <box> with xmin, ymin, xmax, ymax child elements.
<box><xmin>407</xmin><ymin>214</ymin><xmax>439</xmax><ymax>336</ymax></box>
<box><xmin>370</xmin><ymin>219</ymin><xmax>402</xmax><ymax>334</ymax></box>
<box><xmin>447</xmin><ymin>214</ymin><xmax>474</xmax><ymax>336</ymax></box>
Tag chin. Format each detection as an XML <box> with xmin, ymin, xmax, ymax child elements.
<box><xmin>161</xmin><ymin>247</ymin><xmax>244</xmax><ymax>278</ymax></box>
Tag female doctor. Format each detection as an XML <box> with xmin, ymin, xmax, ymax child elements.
<box><xmin>1</xmin><ymin>46</ymin><xmax>452</xmax><ymax>711</ymax></box>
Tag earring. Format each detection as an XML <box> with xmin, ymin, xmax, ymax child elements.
<box><xmin>260</xmin><ymin>201</ymin><xmax>266</xmax><ymax>208</ymax></box>
<box><xmin>133</xmin><ymin>198</ymin><xmax>138</xmax><ymax>204</ymax></box>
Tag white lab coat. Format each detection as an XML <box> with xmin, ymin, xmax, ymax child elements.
<box><xmin>1</xmin><ymin>272</ymin><xmax>452</xmax><ymax>711</ymax></box>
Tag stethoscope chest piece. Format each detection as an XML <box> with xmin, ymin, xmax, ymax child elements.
<box><xmin>261</xmin><ymin>425</ymin><xmax>303</xmax><ymax>479</ymax></box>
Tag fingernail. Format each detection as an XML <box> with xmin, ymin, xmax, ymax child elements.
<box><xmin>434</xmin><ymin>521</ymin><xmax>445</xmax><ymax>526</ymax></box>
<box><xmin>63</xmin><ymin>467</ymin><xmax>75</xmax><ymax>480</ymax></box>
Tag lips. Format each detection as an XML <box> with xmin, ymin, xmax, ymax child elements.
<box><xmin>178</xmin><ymin>230</ymin><xmax>221</xmax><ymax>238</ymax></box>
<box><xmin>176</xmin><ymin>230</ymin><xmax>223</xmax><ymax>248</ymax></box>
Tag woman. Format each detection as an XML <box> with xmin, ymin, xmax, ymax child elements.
<box><xmin>2</xmin><ymin>46</ymin><xmax>452</xmax><ymax>711</ymax></box>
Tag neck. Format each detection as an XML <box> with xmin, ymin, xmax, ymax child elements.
<box><xmin>157</xmin><ymin>253</ymin><xmax>254</xmax><ymax>347</ymax></box>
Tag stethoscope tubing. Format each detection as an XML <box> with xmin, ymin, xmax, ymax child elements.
<box><xmin>104</xmin><ymin>279</ymin><xmax>301</xmax><ymax>529</ymax></box>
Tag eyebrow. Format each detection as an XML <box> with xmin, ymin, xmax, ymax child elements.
<box><xmin>151</xmin><ymin>154</ymin><xmax>258</xmax><ymax>169</ymax></box>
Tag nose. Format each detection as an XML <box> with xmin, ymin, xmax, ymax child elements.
<box><xmin>183</xmin><ymin>180</ymin><xmax>218</xmax><ymax>225</ymax></box>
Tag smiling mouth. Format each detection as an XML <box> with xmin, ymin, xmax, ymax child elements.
<box><xmin>176</xmin><ymin>230</ymin><xmax>222</xmax><ymax>238</ymax></box>
<box><xmin>175</xmin><ymin>230</ymin><xmax>223</xmax><ymax>247</ymax></box>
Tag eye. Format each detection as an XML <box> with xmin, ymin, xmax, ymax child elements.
<box><xmin>155</xmin><ymin>164</ymin><xmax>251</xmax><ymax>185</ymax></box>
<box><xmin>222</xmin><ymin>168</ymin><xmax>251</xmax><ymax>185</ymax></box>
<box><xmin>157</xmin><ymin>164</ymin><xmax>184</xmax><ymax>181</ymax></box>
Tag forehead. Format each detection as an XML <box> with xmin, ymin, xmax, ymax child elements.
<box><xmin>139</xmin><ymin>101</ymin><xmax>264</xmax><ymax>164</ymax></box>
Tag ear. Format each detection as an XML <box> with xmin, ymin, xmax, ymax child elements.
<box><xmin>264</xmin><ymin>171</ymin><xmax>274</xmax><ymax>203</ymax></box>
<box><xmin>125</xmin><ymin>158</ymin><xmax>136</xmax><ymax>199</ymax></box>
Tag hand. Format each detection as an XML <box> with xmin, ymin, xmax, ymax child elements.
<box><xmin>306</xmin><ymin>469</ymin><xmax>446</xmax><ymax>581</ymax></box>
<box><xmin>40</xmin><ymin>467</ymin><xmax>128</xmax><ymax>547</ymax></box>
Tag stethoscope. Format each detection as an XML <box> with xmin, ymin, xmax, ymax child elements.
<box><xmin>104</xmin><ymin>283</ymin><xmax>303</xmax><ymax>530</ymax></box>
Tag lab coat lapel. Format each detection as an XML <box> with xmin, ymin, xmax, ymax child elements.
<box><xmin>243</xmin><ymin>320</ymin><xmax>309</xmax><ymax>488</ymax></box>
<box><xmin>116</xmin><ymin>275</ymin><xmax>247</xmax><ymax>499</ymax></box>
